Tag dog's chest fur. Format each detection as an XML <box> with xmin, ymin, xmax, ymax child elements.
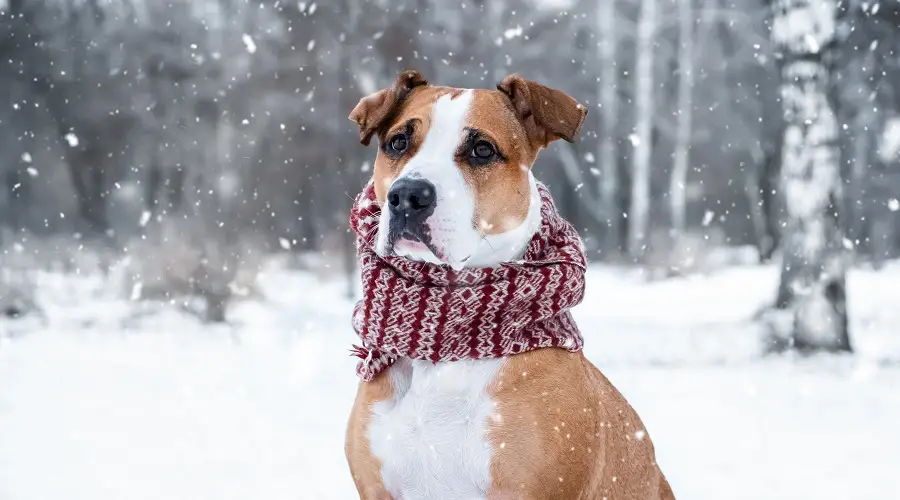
<box><xmin>368</xmin><ymin>357</ymin><xmax>504</xmax><ymax>500</ymax></box>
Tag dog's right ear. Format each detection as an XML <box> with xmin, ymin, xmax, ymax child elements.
<box><xmin>349</xmin><ymin>70</ymin><xmax>428</xmax><ymax>146</ymax></box>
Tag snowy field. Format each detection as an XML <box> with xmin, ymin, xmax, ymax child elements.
<box><xmin>1</xmin><ymin>259</ymin><xmax>899</xmax><ymax>500</ymax></box>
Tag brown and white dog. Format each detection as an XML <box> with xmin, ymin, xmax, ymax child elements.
<box><xmin>345</xmin><ymin>70</ymin><xmax>674</xmax><ymax>500</ymax></box>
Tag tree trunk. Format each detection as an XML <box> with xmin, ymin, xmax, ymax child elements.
<box><xmin>597</xmin><ymin>0</ymin><xmax>621</xmax><ymax>256</ymax></box>
<box><xmin>670</xmin><ymin>0</ymin><xmax>694</xmax><ymax>240</ymax></box>
<box><xmin>336</xmin><ymin>6</ymin><xmax>363</xmax><ymax>297</ymax></box>
<box><xmin>66</xmin><ymin>146</ymin><xmax>109</xmax><ymax>236</ymax></box>
<box><xmin>744</xmin><ymin>147</ymin><xmax>771</xmax><ymax>261</ymax></box>
<box><xmin>771</xmin><ymin>0</ymin><xmax>851</xmax><ymax>352</ymax></box>
<box><xmin>760</xmin><ymin>128</ymin><xmax>783</xmax><ymax>262</ymax></box>
<box><xmin>485</xmin><ymin>0</ymin><xmax>504</xmax><ymax>83</ymax></box>
<box><xmin>845</xmin><ymin>69</ymin><xmax>874</xmax><ymax>249</ymax></box>
<box><xmin>628</xmin><ymin>0</ymin><xmax>656</xmax><ymax>259</ymax></box>
<box><xmin>870</xmin><ymin>117</ymin><xmax>900</xmax><ymax>267</ymax></box>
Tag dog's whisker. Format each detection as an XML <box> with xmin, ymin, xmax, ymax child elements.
<box><xmin>480</xmin><ymin>234</ymin><xmax>497</xmax><ymax>252</ymax></box>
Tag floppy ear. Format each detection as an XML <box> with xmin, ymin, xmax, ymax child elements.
<box><xmin>496</xmin><ymin>74</ymin><xmax>588</xmax><ymax>146</ymax></box>
<box><xmin>349</xmin><ymin>70</ymin><xmax>428</xmax><ymax>146</ymax></box>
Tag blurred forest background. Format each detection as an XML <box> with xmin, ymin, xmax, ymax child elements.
<box><xmin>1</xmin><ymin>0</ymin><xmax>899</xmax><ymax>345</ymax></box>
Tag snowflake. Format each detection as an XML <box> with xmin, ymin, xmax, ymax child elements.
<box><xmin>242</xmin><ymin>34</ymin><xmax>257</xmax><ymax>54</ymax></box>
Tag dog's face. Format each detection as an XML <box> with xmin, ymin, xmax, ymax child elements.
<box><xmin>350</xmin><ymin>71</ymin><xmax>586</xmax><ymax>268</ymax></box>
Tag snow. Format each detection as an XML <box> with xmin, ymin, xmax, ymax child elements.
<box><xmin>771</xmin><ymin>0</ymin><xmax>837</xmax><ymax>54</ymax></box>
<box><xmin>2</xmin><ymin>260</ymin><xmax>900</xmax><ymax>499</ymax></box>
<box><xmin>138</xmin><ymin>210</ymin><xmax>152</xmax><ymax>227</ymax></box>
<box><xmin>628</xmin><ymin>132</ymin><xmax>641</xmax><ymax>147</ymax></box>
<box><xmin>879</xmin><ymin>117</ymin><xmax>900</xmax><ymax>163</ymax></box>
<box><xmin>241</xmin><ymin>34</ymin><xmax>257</xmax><ymax>54</ymax></box>
<box><xmin>503</xmin><ymin>25</ymin><xmax>523</xmax><ymax>40</ymax></box>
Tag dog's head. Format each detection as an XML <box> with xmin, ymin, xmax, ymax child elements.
<box><xmin>350</xmin><ymin>70</ymin><xmax>586</xmax><ymax>269</ymax></box>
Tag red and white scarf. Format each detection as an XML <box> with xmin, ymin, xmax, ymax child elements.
<box><xmin>349</xmin><ymin>182</ymin><xmax>586</xmax><ymax>381</ymax></box>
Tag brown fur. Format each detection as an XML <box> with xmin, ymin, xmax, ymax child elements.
<box><xmin>345</xmin><ymin>70</ymin><xmax>673</xmax><ymax>499</ymax></box>
<box><xmin>487</xmin><ymin>349</ymin><xmax>674</xmax><ymax>499</ymax></box>
<box><xmin>345</xmin><ymin>370</ymin><xmax>394</xmax><ymax>500</ymax></box>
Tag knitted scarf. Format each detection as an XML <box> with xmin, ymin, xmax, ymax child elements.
<box><xmin>349</xmin><ymin>181</ymin><xmax>586</xmax><ymax>381</ymax></box>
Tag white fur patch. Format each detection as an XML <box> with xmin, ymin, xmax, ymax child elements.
<box><xmin>368</xmin><ymin>358</ymin><xmax>503</xmax><ymax>500</ymax></box>
<box><xmin>464</xmin><ymin>171</ymin><xmax>541</xmax><ymax>268</ymax></box>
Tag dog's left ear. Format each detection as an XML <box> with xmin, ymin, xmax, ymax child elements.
<box><xmin>497</xmin><ymin>74</ymin><xmax>587</xmax><ymax>147</ymax></box>
<box><xmin>349</xmin><ymin>70</ymin><xmax>428</xmax><ymax>146</ymax></box>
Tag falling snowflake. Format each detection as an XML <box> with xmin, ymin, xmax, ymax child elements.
<box><xmin>242</xmin><ymin>34</ymin><xmax>257</xmax><ymax>54</ymax></box>
<box><xmin>21</xmin><ymin>152</ymin><xmax>32</xmax><ymax>163</ymax></box>
<box><xmin>584</xmin><ymin>152</ymin><xmax>595</xmax><ymax>163</ymax></box>
<box><xmin>803</xmin><ymin>34</ymin><xmax>820</xmax><ymax>53</ymax></box>
<box><xmin>64</xmin><ymin>132</ymin><xmax>79</xmax><ymax>147</ymax></box>
<box><xmin>503</xmin><ymin>25</ymin><xmax>523</xmax><ymax>40</ymax></box>
<box><xmin>628</xmin><ymin>133</ymin><xmax>641</xmax><ymax>147</ymax></box>
<box><xmin>278</xmin><ymin>237</ymin><xmax>292</xmax><ymax>250</ymax></box>
<box><xmin>702</xmin><ymin>210</ymin><xmax>715</xmax><ymax>227</ymax></box>
<box><xmin>139</xmin><ymin>210</ymin><xmax>152</xmax><ymax>227</ymax></box>
<box><xmin>26</xmin><ymin>167</ymin><xmax>38</xmax><ymax>177</ymax></box>
<box><xmin>889</xmin><ymin>199</ymin><xmax>899</xmax><ymax>212</ymax></box>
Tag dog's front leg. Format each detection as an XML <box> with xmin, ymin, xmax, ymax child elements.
<box><xmin>346</xmin><ymin>376</ymin><xmax>394</xmax><ymax>500</ymax></box>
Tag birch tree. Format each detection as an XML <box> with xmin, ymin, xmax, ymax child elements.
<box><xmin>598</xmin><ymin>0</ymin><xmax>621</xmax><ymax>254</ymax></box>
<box><xmin>771</xmin><ymin>0</ymin><xmax>851</xmax><ymax>352</ymax></box>
<box><xmin>628</xmin><ymin>0</ymin><xmax>657</xmax><ymax>258</ymax></box>
<box><xmin>670</xmin><ymin>0</ymin><xmax>694</xmax><ymax>240</ymax></box>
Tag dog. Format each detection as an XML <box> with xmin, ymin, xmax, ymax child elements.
<box><xmin>345</xmin><ymin>70</ymin><xmax>674</xmax><ymax>500</ymax></box>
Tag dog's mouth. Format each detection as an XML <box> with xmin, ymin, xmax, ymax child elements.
<box><xmin>390</xmin><ymin>233</ymin><xmax>474</xmax><ymax>269</ymax></box>
<box><xmin>393</xmin><ymin>234</ymin><xmax>431</xmax><ymax>254</ymax></box>
<box><xmin>390</xmin><ymin>230</ymin><xmax>444</xmax><ymax>259</ymax></box>
<box><xmin>383</xmin><ymin>213</ymin><xmax>473</xmax><ymax>268</ymax></box>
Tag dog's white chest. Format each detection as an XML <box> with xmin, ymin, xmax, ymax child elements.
<box><xmin>368</xmin><ymin>357</ymin><xmax>503</xmax><ymax>500</ymax></box>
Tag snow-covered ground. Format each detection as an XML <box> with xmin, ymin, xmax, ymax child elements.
<box><xmin>1</xmin><ymin>260</ymin><xmax>899</xmax><ymax>500</ymax></box>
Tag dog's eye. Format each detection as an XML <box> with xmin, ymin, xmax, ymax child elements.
<box><xmin>385</xmin><ymin>133</ymin><xmax>408</xmax><ymax>156</ymax></box>
<box><xmin>469</xmin><ymin>141</ymin><xmax>496</xmax><ymax>165</ymax></box>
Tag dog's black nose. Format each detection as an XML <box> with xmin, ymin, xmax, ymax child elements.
<box><xmin>387</xmin><ymin>178</ymin><xmax>436</xmax><ymax>219</ymax></box>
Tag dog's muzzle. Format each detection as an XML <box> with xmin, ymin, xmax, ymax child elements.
<box><xmin>386</xmin><ymin>177</ymin><xmax>437</xmax><ymax>250</ymax></box>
